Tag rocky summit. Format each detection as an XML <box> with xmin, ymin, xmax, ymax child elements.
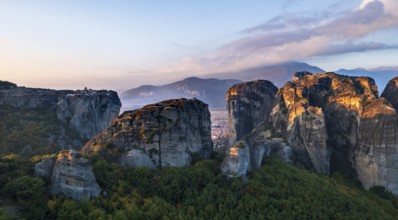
<box><xmin>222</xmin><ymin>72</ymin><xmax>398</xmax><ymax>194</ymax></box>
<box><xmin>226</xmin><ymin>80</ymin><xmax>277</xmax><ymax>146</ymax></box>
<box><xmin>81</xmin><ymin>98</ymin><xmax>212</xmax><ymax>168</ymax></box>
<box><xmin>233</xmin><ymin>72</ymin><xmax>398</xmax><ymax>194</ymax></box>
<box><xmin>0</xmin><ymin>81</ymin><xmax>121</xmax><ymax>154</ymax></box>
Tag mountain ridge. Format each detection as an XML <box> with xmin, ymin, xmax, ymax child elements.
<box><xmin>121</xmin><ymin>77</ymin><xmax>242</xmax><ymax>111</ymax></box>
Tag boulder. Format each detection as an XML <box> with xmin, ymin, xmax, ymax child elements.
<box><xmin>50</xmin><ymin>150</ymin><xmax>100</xmax><ymax>200</ymax></box>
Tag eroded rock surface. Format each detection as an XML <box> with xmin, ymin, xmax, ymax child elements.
<box><xmin>270</xmin><ymin>72</ymin><xmax>398</xmax><ymax>193</ymax></box>
<box><xmin>0</xmin><ymin>83</ymin><xmax>121</xmax><ymax>153</ymax></box>
<box><xmin>221</xmin><ymin>134</ymin><xmax>292</xmax><ymax>177</ymax></box>
<box><xmin>382</xmin><ymin>77</ymin><xmax>398</xmax><ymax>110</ymax></box>
<box><xmin>50</xmin><ymin>150</ymin><xmax>100</xmax><ymax>200</ymax></box>
<box><xmin>226</xmin><ymin>80</ymin><xmax>277</xmax><ymax>146</ymax></box>
<box><xmin>56</xmin><ymin>89</ymin><xmax>121</xmax><ymax>139</ymax></box>
<box><xmin>81</xmin><ymin>98</ymin><xmax>212</xmax><ymax>168</ymax></box>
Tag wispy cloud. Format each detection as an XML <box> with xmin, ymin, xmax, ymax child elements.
<box><xmin>161</xmin><ymin>0</ymin><xmax>398</xmax><ymax>75</ymax></box>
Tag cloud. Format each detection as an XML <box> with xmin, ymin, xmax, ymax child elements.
<box><xmin>160</xmin><ymin>0</ymin><xmax>398</xmax><ymax>75</ymax></box>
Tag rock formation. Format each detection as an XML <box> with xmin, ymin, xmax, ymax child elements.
<box><xmin>0</xmin><ymin>82</ymin><xmax>121</xmax><ymax>154</ymax></box>
<box><xmin>221</xmin><ymin>135</ymin><xmax>292</xmax><ymax>177</ymax></box>
<box><xmin>355</xmin><ymin>98</ymin><xmax>398</xmax><ymax>192</ymax></box>
<box><xmin>34</xmin><ymin>156</ymin><xmax>57</xmax><ymax>180</ymax></box>
<box><xmin>226</xmin><ymin>80</ymin><xmax>277</xmax><ymax>146</ymax></box>
<box><xmin>269</xmin><ymin>72</ymin><xmax>398</xmax><ymax>193</ymax></box>
<box><xmin>81</xmin><ymin>98</ymin><xmax>213</xmax><ymax>168</ymax></box>
<box><xmin>56</xmin><ymin>89</ymin><xmax>121</xmax><ymax>139</ymax></box>
<box><xmin>381</xmin><ymin>77</ymin><xmax>398</xmax><ymax>110</ymax></box>
<box><xmin>49</xmin><ymin>150</ymin><xmax>101</xmax><ymax>200</ymax></box>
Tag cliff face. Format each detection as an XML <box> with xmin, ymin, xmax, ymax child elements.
<box><xmin>81</xmin><ymin>98</ymin><xmax>213</xmax><ymax>168</ymax></box>
<box><xmin>269</xmin><ymin>72</ymin><xmax>398</xmax><ymax>193</ymax></box>
<box><xmin>49</xmin><ymin>150</ymin><xmax>101</xmax><ymax>200</ymax></box>
<box><xmin>355</xmin><ymin>98</ymin><xmax>398</xmax><ymax>192</ymax></box>
<box><xmin>381</xmin><ymin>77</ymin><xmax>398</xmax><ymax>110</ymax></box>
<box><xmin>226</xmin><ymin>80</ymin><xmax>277</xmax><ymax>146</ymax></box>
<box><xmin>0</xmin><ymin>82</ymin><xmax>121</xmax><ymax>154</ymax></box>
<box><xmin>56</xmin><ymin>89</ymin><xmax>121</xmax><ymax>139</ymax></box>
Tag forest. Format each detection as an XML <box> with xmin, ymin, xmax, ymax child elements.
<box><xmin>1</xmin><ymin>153</ymin><xmax>398</xmax><ymax>219</ymax></box>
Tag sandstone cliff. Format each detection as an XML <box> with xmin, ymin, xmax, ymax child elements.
<box><xmin>81</xmin><ymin>98</ymin><xmax>212</xmax><ymax>168</ymax></box>
<box><xmin>0</xmin><ymin>83</ymin><xmax>121</xmax><ymax>154</ymax></box>
<box><xmin>226</xmin><ymin>80</ymin><xmax>277</xmax><ymax>146</ymax></box>
<box><xmin>49</xmin><ymin>150</ymin><xmax>101</xmax><ymax>200</ymax></box>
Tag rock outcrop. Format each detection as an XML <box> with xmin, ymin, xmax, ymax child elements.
<box><xmin>221</xmin><ymin>135</ymin><xmax>292</xmax><ymax>178</ymax></box>
<box><xmin>34</xmin><ymin>156</ymin><xmax>57</xmax><ymax>179</ymax></box>
<box><xmin>226</xmin><ymin>80</ymin><xmax>277</xmax><ymax>146</ymax></box>
<box><xmin>269</xmin><ymin>72</ymin><xmax>398</xmax><ymax>193</ymax></box>
<box><xmin>49</xmin><ymin>150</ymin><xmax>101</xmax><ymax>200</ymax></box>
<box><xmin>381</xmin><ymin>77</ymin><xmax>398</xmax><ymax>110</ymax></box>
<box><xmin>120</xmin><ymin>149</ymin><xmax>156</xmax><ymax>169</ymax></box>
<box><xmin>355</xmin><ymin>98</ymin><xmax>398</xmax><ymax>192</ymax></box>
<box><xmin>0</xmin><ymin>83</ymin><xmax>121</xmax><ymax>154</ymax></box>
<box><xmin>81</xmin><ymin>98</ymin><xmax>213</xmax><ymax>168</ymax></box>
<box><xmin>56</xmin><ymin>89</ymin><xmax>121</xmax><ymax>139</ymax></box>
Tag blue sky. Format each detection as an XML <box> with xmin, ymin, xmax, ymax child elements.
<box><xmin>0</xmin><ymin>0</ymin><xmax>397</xmax><ymax>90</ymax></box>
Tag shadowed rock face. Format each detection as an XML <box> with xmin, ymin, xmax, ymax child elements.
<box><xmin>221</xmin><ymin>117</ymin><xmax>294</xmax><ymax>178</ymax></box>
<box><xmin>49</xmin><ymin>150</ymin><xmax>101</xmax><ymax>200</ymax></box>
<box><xmin>270</xmin><ymin>72</ymin><xmax>398</xmax><ymax>194</ymax></box>
<box><xmin>81</xmin><ymin>98</ymin><xmax>213</xmax><ymax>168</ymax></box>
<box><xmin>0</xmin><ymin>83</ymin><xmax>121</xmax><ymax>153</ymax></box>
<box><xmin>56</xmin><ymin>89</ymin><xmax>121</xmax><ymax>140</ymax></box>
<box><xmin>34</xmin><ymin>156</ymin><xmax>57</xmax><ymax>180</ymax></box>
<box><xmin>226</xmin><ymin>80</ymin><xmax>277</xmax><ymax>146</ymax></box>
<box><xmin>382</xmin><ymin>77</ymin><xmax>398</xmax><ymax>110</ymax></box>
<box><xmin>221</xmin><ymin>135</ymin><xmax>292</xmax><ymax>177</ymax></box>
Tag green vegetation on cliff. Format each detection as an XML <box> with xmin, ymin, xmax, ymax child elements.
<box><xmin>1</xmin><ymin>155</ymin><xmax>398</xmax><ymax>219</ymax></box>
<box><xmin>0</xmin><ymin>104</ymin><xmax>61</xmax><ymax>156</ymax></box>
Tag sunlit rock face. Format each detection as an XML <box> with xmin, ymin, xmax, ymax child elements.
<box><xmin>271</xmin><ymin>72</ymin><xmax>398</xmax><ymax>194</ymax></box>
<box><xmin>81</xmin><ymin>98</ymin><xmax>212</xmax><ymax>168</ymax></box>
<box><xmin>226</xmin><ymin>80</ymin><xmax>277</xmax><ymax>146</ymax></box>
<box><xmin>271</xmin><ymin>72</ymin><xmax>377</xmax><ymax>174</ymax></box>
<box><xmin>355</xmin><ymin>98</ymin><xmax>398</xmax><ymax>193</ymax></box>
<box><xmin>49</xmin><ymin>150</ymin><xmax>101</xmax><ymax>200</ymax></box>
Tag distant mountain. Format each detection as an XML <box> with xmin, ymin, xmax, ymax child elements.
<box><xmin>335</xmin><ymin>67</ymin><xmax>398</xmax><ymax>92</ymax></box>
<box><xmin>121</xmin><ymin>77</ymin><xmax>242</xmax><ymax>111</ymax></box>
<box><xmin>206</xmin><ymin>61</ymin><xmax>325</xmax><ymax>87</ymax></box>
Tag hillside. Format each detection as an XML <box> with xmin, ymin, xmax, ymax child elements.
<box><xmin>1</xmin><ymin>155</ymin><xmax>397</xmax><ymax>219</ymax></box>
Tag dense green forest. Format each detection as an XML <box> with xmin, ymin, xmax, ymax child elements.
<box><xmin>1</xmin><ymin>154</ymin><xmax>398</xmax><ymax>219</ymax></box>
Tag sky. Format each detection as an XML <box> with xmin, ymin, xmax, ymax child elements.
<box><xmin>0</xmin><ymin>0</ymin><xmax>398</xmax><ymax>90</ymax></box>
